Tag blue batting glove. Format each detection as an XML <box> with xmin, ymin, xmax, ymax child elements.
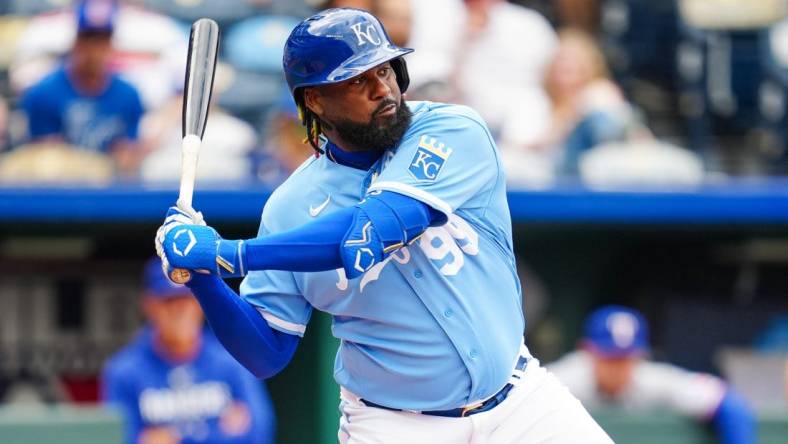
<box><xmin>154</xmin><ymin>205</ymin><xmax>212</xmax><ymax>284</ymax></box>
<box><xmin>155</xmin><ymin>205</ymin><xmax>206</xmax><ymax>262</ymax></box>
<box><xmin>162</xmin><ymin>224</ymin><xmax>247</xmax><ymax>278</ymax></box>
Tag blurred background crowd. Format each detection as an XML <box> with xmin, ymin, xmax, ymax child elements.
<box><xmin>1</xmin><ymin>0</ymin><xmax>788</xmax><ymax>186</ymax></box>
<box><xmin>0</xmin><ymin>0</ymin><xmax>787</xmax><ymax>443</ymax></box>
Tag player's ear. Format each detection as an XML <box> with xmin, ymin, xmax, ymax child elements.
<box><xmin>303</xmin><ymin>87</ymin><xmax>324</xmax><ymax>117</ymax></box>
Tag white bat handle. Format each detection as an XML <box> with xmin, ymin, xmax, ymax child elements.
<box><xmin>178</xmin><ymin>134</ymin><xmax>202</xmax><ymax>209</ymax></box>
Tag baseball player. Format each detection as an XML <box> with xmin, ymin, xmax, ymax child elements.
<box><xmin>102</xmin><ymin>258</ymin><xmax>276</xmax><ymax>444</ymax></box>
<box><xmin>548</xmin><ymin>305</ymin><xmax>756</xmax><ymax>444</ymax></box>
<box><xmin>156</xmin><ymin>8</ymin><xmax>612</xmax><ymax>443</ymax></box>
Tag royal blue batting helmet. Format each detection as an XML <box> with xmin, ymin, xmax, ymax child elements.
<box><xmin>583</xmin><ymin>305</ymin><xmax>650</xmax><ymax>357</ymax></box>
<box><xmin>282</xmin><ymin>8</ymin><xmax>413</xmax><ymax>96</ymax></box>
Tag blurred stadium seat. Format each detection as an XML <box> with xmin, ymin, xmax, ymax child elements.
<box><xmin>142</xmin><ymin>0</ymin><xmax>259</xmax><ymax>27</ymax></box>
<box><xmin>7</xmin><ymin>0</ymin><xmax>69</xmax><ymax>16</ymax></box>
<box><xmin>600</xmin><ymin>0</ymin><xmax>680</xmax><ymax>90</ymax></box>
<box><xmin>768</xmin><ymin>18</ymin><xmax>788</xmax><ymax>85</ymax></box>
<box><xmin>219</xmin><ymin>15</ymin><xmax>298</xmax><ymax>127</ymax></box>
<box><xmin>0</xmin><ymin>142</ymin><xmax>113</xmax><ymax>185</ymax></box>
<box><xmin>676</xmin><ymin>4</ymin><xmax>788</xmax><ymax>174</ymax></box>
<box><xmin>270</xmin><ymin>0</ymin><xmax>313</xmax><ymax>18</ymax></box>
<box><xmin>598</xmin><ymin>0</ymin><xmax>682</xmax><ymax>142</ymax></box>
<box><xmin>679</xmin><ymin>0</ymin><xmax>788</xmax><ymax>31</ymax></box>
<box><xmin>216</xmin><ymin>69</ymin><xmax>286</xmax><ymax>130</ymax></box>
<box><xmin>223</xmin><ymin>15</ymin><xmax>299</xmax><ymax>72</ymax></box>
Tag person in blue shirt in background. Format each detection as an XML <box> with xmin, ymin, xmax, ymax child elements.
<box><xmin>20</xmin><ymin>0</ymin><xmax>144</xmax><ymax>176</ymax></box>
<box><xmin>101</xmin><ymin>258</ymin><xmax>275</xmax><ymax>444</ymax></box>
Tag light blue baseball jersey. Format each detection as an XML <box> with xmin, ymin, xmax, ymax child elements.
<box><xmin>241</xmin><ymin>101</ymin><xmax>525</xmax><ymax>411</ymax></box>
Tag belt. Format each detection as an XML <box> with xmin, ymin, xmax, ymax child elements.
<box><xmin>359</xmin><ymin>354</ymin><xmax>529</xmax><ymax>418</ymax></box>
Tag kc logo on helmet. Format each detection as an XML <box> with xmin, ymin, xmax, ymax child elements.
<box><xmin>350</xmin><ymin>22</ymin><xmax>381</xmax><ymax>46</ymax></box>
<box><xmin>408</xmin><ymin>135</ymin><xmax>453</xmax><ymax>182</ymax></box>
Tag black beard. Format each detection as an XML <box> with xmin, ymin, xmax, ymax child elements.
<box><xmin>327</xmin><ymin>100</ymin><xmax>412</xmax><ymax>153</ymax></box>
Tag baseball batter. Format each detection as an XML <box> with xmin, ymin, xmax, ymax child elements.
<box><xmin>548</xmin><ymin>305</ymin><xmax>756</xmax><ymax>444</ymax></box>
<box><xmin>156</xmin><ymin>8</ymin><xmax>612</xmax><ymax>443</ymax></box>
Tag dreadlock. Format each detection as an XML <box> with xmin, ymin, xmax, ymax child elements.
<box><xmin>295</xmin><ymin>88</ymin><xmax>324</xmax><ymax>154</ymax></box>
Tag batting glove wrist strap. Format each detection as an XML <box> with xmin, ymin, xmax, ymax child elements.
<box><xmin>216</xmin><ymin>239</ymin><xmax>246</xmax><ymax>278</ymax></box>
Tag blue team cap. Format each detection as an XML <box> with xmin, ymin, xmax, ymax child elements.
<box><xmin>143</xmin><ymin>258</ymin><xmax>192</xmax><ymax>299</ymax></box>
<box><xmin>76</xmin><ymin>0</ymin><xmax>118</xmax><ymax>36</ymax></box>
<box><xmin>583</xmin><ymin>305</ymin><xmax>649</xmax><ymax>357</ymax></box>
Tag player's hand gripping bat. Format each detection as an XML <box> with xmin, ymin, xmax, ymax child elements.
<box><xmin>170</xmin><ymin>18</ymin><xmax>220</xmax><ymax>285</ymax></box>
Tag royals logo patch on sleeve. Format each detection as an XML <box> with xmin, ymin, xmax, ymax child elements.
<box><xmin>408</xmin><ymin>135</ymin><xmax>454</xmax><ymax>181</ymax></box>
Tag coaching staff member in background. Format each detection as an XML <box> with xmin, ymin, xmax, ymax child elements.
<box><xmin>102</xmin><ymin>258</ymin><xmax>275</xmax><ymax>444</ymax></box>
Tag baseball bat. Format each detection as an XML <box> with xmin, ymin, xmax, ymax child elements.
<box><xmin>171</xmin><ymin>18</ymin><xmax>220</xmax><ymax>285</ymax></box>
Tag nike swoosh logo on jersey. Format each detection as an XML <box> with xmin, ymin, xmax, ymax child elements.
<box><xmin>309</xmin><ymin>195</ymin><xmax>331</xmax><ymax>217</ymax></box>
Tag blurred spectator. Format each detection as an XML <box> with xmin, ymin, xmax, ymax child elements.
<box><xmin>139</xmin><ymin>63</ymin><xmax>257</xmax><ymax>183</ymax></box>
<box><xmin>101</xmin><ymin>258</ymin><xmax>276</xmax><ymax>444</ymax></box>
<box><xmin>369</xmin><ymin>0</ymin><xmax>455</xmax><ymax>103</ymax></box>
<box><xmin>454</xmin><ymin>0</ymin><xmax>557</xmax><ymax>135</ymax></box>
<box><xmin>553</xmin><ymin>0</ymin><xmax>600</xmax><ymax>31</ymax></box>
<box><xmin>499</xmin><ymin>28</ymin><xmax>632</xmax><ymax>186</ymax></box>
<box><xmin>549</xmin><ymin>305</ymin><xmax>756</xmax><ymax>444</ymax></box>
<box><xmin>11</xmin><ymin>2</ymin><xmax>188</xmax><ymax>110</ymax></box>
<box><xmin>371</xmin><ymin>0</ymin><xmax>410</xmax><ymax>47</ymax></box>
<box><xmin>405</xmin><ymin>0</ymin><xmax>464</xmax><ymax>94</ymax></box>
<box><xmin>521</xmin><ymin>0</ymin><xmax>601</xmax><ymax>31</ymax></box>
<box><xmin>253</xmin><ymin>92</ymin><xmax>312</xmax><ymax>185</ymax></box>
<box><xmin>19</xmin><ymin>0</ymin><xmax>145</xmax><ymax>176</ymax></box>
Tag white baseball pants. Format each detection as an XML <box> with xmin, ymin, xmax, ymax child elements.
<box><xmin>338</xmin><ymin>357</ymin><xmax>613</xmax><ymax>443</ymax></box>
